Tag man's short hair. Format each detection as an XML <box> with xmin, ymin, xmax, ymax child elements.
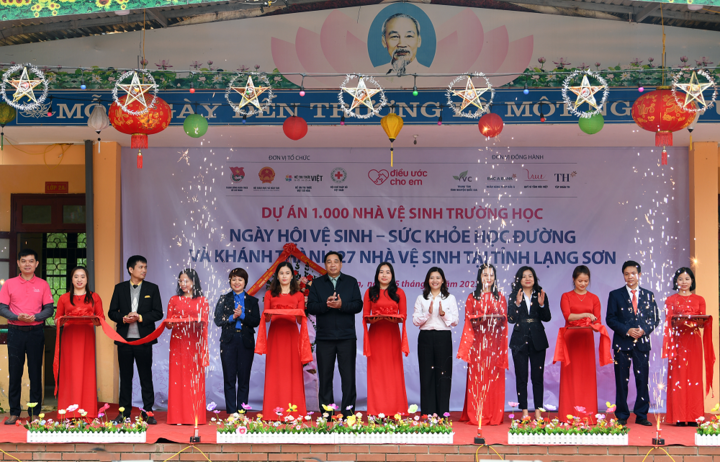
<box><xmin>324</xmin><ymin>251</ymin><xmax>343</xmax><ymax>264</ymax></box>
<box><xmin>622</xmin><ymin>260</ymin><xmax>641</xmax><ymax>274</ymax></box>
<box><xmin>381</xmin><ymin>13</ymin><xmax>421</xmax><ymax>39</ymax></box>
<box><xmin>126</xmin><ymin>255</ymin><xmax>147</xmax><ymax>274</ymax></box>
<box><xmin>18</xmin><ymin>248</ymin><xmax>38</xmax><ymax>261</ymax></box>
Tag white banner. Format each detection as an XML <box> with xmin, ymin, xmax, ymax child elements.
<box><xmin>121</xmin><ymin>146</ymin><xmax>688</xmax><ymax>412</ymax></box>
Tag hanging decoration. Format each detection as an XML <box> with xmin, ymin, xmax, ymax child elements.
<box><xmin>0</xmin><ymin>64</ymin><xmax>49</xmax><ymax>111</ymax></box>
<box><xmin>109</xmin><ymin>94</ymin><xmax>172</xmax><ymax>169</ymax></box>
<box><xmin>381</xmin><ymin>111</ymin><xmax>404</xmax><ymax>167</ymax></box>
<box><xmin>339</xmin><ymin>75</ymin><xmax>387</xmax><ymax>119</ymax></box>
<box><xmin>0</xmin><ymin>103</ymin><xmax>16</xmax><ymax>151</ymax></box>
<box><xmin>578</xmin><ymin>113</ymin><xmax>604</xmax><ymax>135</ymax></box>
<box><xmin>446</xmin><ymin>73</ymin><xmax>494</xmax><ymax>119</ymax></box>
<box><xmin>478</xmin><ymin>112</ymin><xmax>503</xmax><ymax>138</ymax></box>
<box><xmin>632</xmin><ymin>87</ymin><xmax>695</xmax><ymax>165</ymax></box>
<box><xmin>561</xmin><ymin>70</ymin><xmax>609</xmax><ymax>118</ymax></box>
<box><xmin>672</xmin><ymin>69</ymin><xmax>717</xmax><ymax>113</ymax></box>
<box><xmin>183</xmin><ymin>113</ymin><xmax>209</xmax><ymax>138</ymax></box>
<box><xmin>283</xmin><ymin>116</ymin><xmax>308</xmax><ymax>141</ymax></box>
<box><xmin>226</xmin><ymin>73</ymin><xmax>274</xmax><ymax>117</ymax></box>
<box><xmin>87</xmin><ymin>104</ymin><xmax>110</xmax><ymax>152</ymax></box>
<box><xmin>112</xmin><ymin>70</ymin><xmax>158</xmax><ymax>116</ymax></box>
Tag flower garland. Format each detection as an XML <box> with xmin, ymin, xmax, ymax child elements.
<box><xmin>213</xmin><ymin>403</ymin><xmax>453</xmax><ymax>435</ymax></box>
<box><xmin>24</xmin><ymin>404</ymin><xmax>149</xmax><ymax>434</ymax></box>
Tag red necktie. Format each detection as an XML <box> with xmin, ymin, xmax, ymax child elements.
<box><xmin>631</xmin><ymin>289</ymin><xmax>638</xmax><ymax>314</ymax></box>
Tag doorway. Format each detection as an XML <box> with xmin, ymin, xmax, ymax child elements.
<box><xmin>10</xmin><ymin>194</ymin><xmax>87</xmax><ymax>406</ymax></box>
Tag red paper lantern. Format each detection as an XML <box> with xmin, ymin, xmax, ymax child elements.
<box><xmin>631</xmin><ymin>87</ymin><xmax>695</xmax><ymax>164</ymax></box>
<box><xmin>478</xmin><ymin>113</ymin><xmax>504</xmax><ymax>138</ymax></box>
<box><xmin>283</xmin><ymin>116</ymin><xmax>308</xmax><ymax>141</ymax></box>
<box><xmin>109</xmin><ymin>95</ymin><xmax>172</xmax><ymax>168</ymax></box>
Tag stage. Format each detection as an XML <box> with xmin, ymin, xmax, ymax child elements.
<box><xmin>0</xmin><ymin>408</ymin><xmax>713</xmax><ymax>462</ymax></box>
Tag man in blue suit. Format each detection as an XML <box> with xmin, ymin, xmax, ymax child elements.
<box><xmin>606</xmin><ymin>260</ymin><xmax>659</xmax><ymax>426</ymax></box>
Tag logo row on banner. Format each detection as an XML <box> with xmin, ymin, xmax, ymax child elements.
<box><xmin>13</xmin><ymin>88</ymin><xmax>720</xmax><ymax>126</ymax></box>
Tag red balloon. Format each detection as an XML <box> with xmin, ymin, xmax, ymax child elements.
<box><xmin>283</xmin><ymin>116</ymin><xmax>308</xmax><ymax>141</ymax></box>
<box><xmin>478</xmin><ymin>113</ymin><xmax>504</xmax><ymax>138</ymax></box>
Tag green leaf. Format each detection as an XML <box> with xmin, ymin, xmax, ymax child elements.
<box><xmin>459</xmin><ymin>170</ymin><xmax>468</xmax><ymax>178</ymax></box>
<box><xmin>452</xmin><ymin>176</ymin><xmax>459</xmax><ymax>180</ymax></box>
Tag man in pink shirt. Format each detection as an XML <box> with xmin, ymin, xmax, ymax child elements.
<box><xmin>0</xmin><ymin>249</ymin><xmax>54</xmax><ymax>425</ymax></box>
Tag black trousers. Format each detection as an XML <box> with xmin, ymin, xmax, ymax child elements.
<box><xmin>220</xmin><ymin>332</ymin><xmax>255</xmax><ymax>414</ymax></box>
<box><xmin>117</xmin><ymin>343</ymin><xmax>155</xmax><ymax>416</ymax></box>
<box><xmin>613</xmin><ymin>348</ymin><xmax>650</xmax><ymax>421</ymax></box>
<box><xmin>7</xmin><ymin>326</ymin><xmax>44</xmax><ymax>417</ymax></box>
<box><xmin>417</xmin><ymin>330</ymin><xmax>453</xmax><ymax>416</ymax></box>
<box><xmin>316</xmin><ymin>338</ymin><xmax>356</xmax><ymax>416</ymax></box>
<box><xmin>512</xmin><ymin>345</ymin><xmax>546</xmax><ymax>410</ymax></box>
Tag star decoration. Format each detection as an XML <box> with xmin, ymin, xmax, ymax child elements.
<box><xmin>451</xmin><ymin>77</ymin><xmax>490</xmax><ymax>112</ymax></box>
<box><xmin>342</xmin><ymin>78</ymin><xmax>381</xmax><ymax>111</ymax></box>
<box><xmin>675</xmin><ymin>71</ymin><xmax>713</xmax><ymax>110</ymax></box>
<box><xmin>117</xmin><ymin>72</ymin><xmax>155</xmax><ymax>110</ymax></box>
<box><xmin>231</xmin><ymin>76</ymin><xmax>270</xmax><ymax>110</ymax></box>
<box><xmin>569</xmin><ymin>75</ymin><xmax>604</xmax><ymax>110</ymax></box>
<box><xmin>9</xmin><ymin>67</ymin><xmax>42</xmax><ymax>104</ymax></box>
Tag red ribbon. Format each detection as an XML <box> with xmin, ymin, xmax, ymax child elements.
<box><xmin>553</xmin><ymin>318</ymin><xmax>613</xmax><ymax>367</ymax></box>
<box><xmin>362</xmin><ymin>314</ymin><xmax>409</xmax><ymax>358</ymax></box>
<box><xmin>246</xmin><ymin>243</ymin><xmax>327</xmax><ymax>297</ymax></box>
<box><xmin>54</xmin><ymin>315</ymin><xmax>177</xmax><ymax>395</ymax></box>
<box><xmin>663</xmin><ymin>315</ymin><xmax>715</xmax><ymax>396</ymax></box>
<box><xmin>457</xmin><ymin>315</ymin><xmax>509</xmax><ymax>369</ymax></box>
<box><xmin>254</xmin><ymin>308</ymin><xmax>313</xmax><ymax>364</ymax></box>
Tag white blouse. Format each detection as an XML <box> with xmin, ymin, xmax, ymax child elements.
<box><xmin>412</xmin><ymin>293</ymin><xmax>459</xmax><ymax>331</ymax></box>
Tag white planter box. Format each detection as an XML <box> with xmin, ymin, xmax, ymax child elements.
<box><xmin>696</xmin><ymin>433</ymin><xmax>720</xmax><ymax>446</ymax></box>
<box><xmin>216</xmin><ymin>432</ymin><xmax>454</xmax><ymax>444</ymax></box>
<box><xmin>507</xmin><ymin>433</ymin><xmax>628</xmax><ymax>446</ymax></box>
<box><xmin>27</xmin><ymin>432</ymin><xmax>146</xmax><ymax>443</ymax></box>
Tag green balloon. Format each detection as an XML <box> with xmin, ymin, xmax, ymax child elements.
<box><xmin>578</xmin><ymin>113</ymin><xmax>604</xmax><ymax>135</ymax></box>
<box><xmin>183</xmin><ymin>114</ymin><xmax>208</xmax><ymax>138</ymax></box>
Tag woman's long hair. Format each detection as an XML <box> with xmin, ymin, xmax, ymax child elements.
<box><xmin>422</xmin><ymin>267</ymin><xmax>450</xmax><ymax>300</ymax></box>
<box><xmin>67</xmin><ymin>266</ymin><xmax>94</xmax><ymax>306</ymax></box>
<box><xmin>473</xmin><ymin>263</ymin><xmax>500</xmax><ymax>300</ymax></box>
<box><xmin>176</xmin><ymin>268</ymin><xmax>204</xmax><ymax>298</ymax></box>
<box><xmin>269</xmin><ymin>261</ymin><xmax>299</xmax><ymax>297</ymax></box>
<box><xmin>511</xmin><ymin>266</ymin><xmax>542</xmax><ymax>297</ymax></box>
<box><xmin>368</xmin><ymin>262</ymin><xmax>400</xmax><ymax>303</ymax></box>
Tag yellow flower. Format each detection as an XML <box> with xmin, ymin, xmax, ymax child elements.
<box><xmin>38</xmin><ymin>414</ymin><xmax>45</xmax><ymax>419</ymax></box>
<box><xmin>605</xmin><ymin>402</ymin><xmax>613</xmax><ymax>408</ymax></box>
<box><xmin>287</xmin><ymin>403</ymin><xmax>298</xmax><ymax>413</ymax></box>
<box><xmin>58</xmin><ymin>410</ymin><xmax>66</xmax><ymax>415</ymax></box>
<box><xmin>322</xmin><ymin>404</ymin><xmax>333</xmax><ymax>412</ymax></box>
<box><xmin>118</xmin><ymin>407</ymin><xmax>125</xmax><ymax>413</ymax></box>
<box><xmin>566</xmin><ymin>414</ymin><xmax>574</xmax><ymax>420</ymax></box>
<box><xmin>394</xmin><ymin>413</ymin><xmax>402</xmax><ymax>421</ymax></box>
<box><xmin>347</xmin><ymin>415</ymin><xmax>356</xmax><ymax>426</ymax></box>
<box><xmin>27</xmin><ymin>402</ymin><xmax>38</xmax><ymax>408</ymax></box>
<box><xmin>712</xmin><ymin>403</ymin><xmax>720</xmax><ymax>413</ymax></box>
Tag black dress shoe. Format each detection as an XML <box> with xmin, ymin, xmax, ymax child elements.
<box><xmin>4</xmin><ymin>415</ymin><xmax>19</xmax><ymax>425</ymax></box>
<box><xmin>617</xmin><ymin>419</ymin><xmax>627</xmax><ymax>426</ymax></box>
<box><xmin>688</xmin><ymin>422</ymin><xmax>698</xmax><ymax>427</ymax></box>
<box><xmin>145</xmin><ymin>416</ymin><xmax>157</xmax><ymax>425</ymax></box>
<box><xmin>112</xmin><ymin>414</ymin><xmax>126</xmax><ymax>424</ymax></box>
<box><xmin>635</xmin><ymin>418</ymin><xmax>652</xmax><ymax>426</ymax></box>
<box><xmin>676</xmin><ymin>422</ymin><xmax>687</xmax><ymax>427</ymax></box>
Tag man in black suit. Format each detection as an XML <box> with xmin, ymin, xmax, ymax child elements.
<box><xmin>307</xmin><ymin>251</ymin><xmax>363</xmax><ymax>416</ymax></box>
<box><xmin>214</xmin><ymin>268</ymin><xmax>260</xmax><ymax>415</ymax></box>
<box><xmin>606</xmin><ymin>260</ymin><xmax>659</xmax><ymax>426</ymax></box>
<box><xmin>107</xmin><ymin>255</ymin><xmax>164</xmax><ymax>424</ymax></box>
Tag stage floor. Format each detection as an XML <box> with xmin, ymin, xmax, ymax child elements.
<box><xmin>0</xmin><ymin>406</ymin><xmax>701</xmax><ymax>446</ymax></box>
